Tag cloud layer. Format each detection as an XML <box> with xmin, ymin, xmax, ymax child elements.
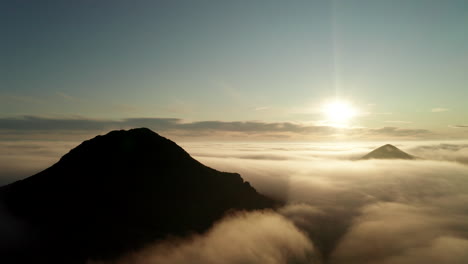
<box><xmin>3</xmin><ymin>139</ymin><xmax>468</xmax><ymax>263</ymax></box>
<box><xmin>0</xmin><ymin>116</ymin><xmax>433</xmax><ymax>140</ymax></box>
<box><xmin>185</xmin><ymin>142</ymin><xmax>468</xmax><ymax>263</ymax></box>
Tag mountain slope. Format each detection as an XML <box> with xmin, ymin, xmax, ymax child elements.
<box><xmin>360</xmin><ymin>144</ymin><xmax>415</xmax><ymax>160</ymax></box>
<box><xmin>0</xmin><ymin>128</ymin><xmax>276</xmax><ymax>264</ymax></box>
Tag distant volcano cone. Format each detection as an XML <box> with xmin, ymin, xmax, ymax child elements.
<box><xmin>0</xmin><ymin>128</ymin><xmax>276</xmax><ymax>264</ymax></box>
<box><xmin>360</xmin><ymin>144</ymin><xmax>415</xmax><ymax>160</ymax></box>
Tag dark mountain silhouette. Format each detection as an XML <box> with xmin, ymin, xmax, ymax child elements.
<box><xmin>0</xmin><ymin>128</ymin><xmax>277</xmax><ymax>264</ymax></box>
<box><xmin>360</xmin><ymin>144</ymin><xmax>415</xmax><ymax>160</ymax></box>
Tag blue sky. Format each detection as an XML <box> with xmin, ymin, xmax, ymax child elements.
<box><xmin>1</xmin><ymin>0</ymin><xmax>468</xmax><ymax>139</ymax></box>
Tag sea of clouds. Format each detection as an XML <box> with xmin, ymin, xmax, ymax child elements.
<box><xmin>88</xmin><ymin>141</ymin><xmax>468</xmax><ymax>264</ymax></box>
<box><xmin>2</xmin><ymin>140</ymin><xmax>468</xmax><ymax>263</ymax></box>
<box><xmin>187</xmin><ymin>142</ymin><xmax>468</xmax><ymax>263</ymax></box>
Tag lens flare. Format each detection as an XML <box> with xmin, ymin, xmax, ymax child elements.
<box><xmin>322</xmin><ymin>100</ymin><xmax>357</xmax><ymax>124</ymax></box>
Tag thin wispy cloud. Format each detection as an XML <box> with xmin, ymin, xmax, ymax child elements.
<box><xmin>450</xmin><ymin>125</ymin><xmax>468</xmax><ymax>128</ymax></box>
<box><xmin>431</xmin><ymin>107</ymin><xmax>449</xmax><ymax>113</ymax></box>
<box><xmin>384</xmin><ymin>120</ymin><xmax>412</xmax><ymax>124</ymax></box>
<box><xmin>56</xmin><ymin>92</ymin><xmax>79</xmax><ymax>102</ymax></box>
<box><xmin>253</xmin><ymin>106</ymin><xmax>269</xmax><ymax>111</ymax></box>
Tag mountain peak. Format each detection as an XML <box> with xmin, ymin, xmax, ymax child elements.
<box><xmin>381</xmin><ymin>144</ymin><xmax>399</xmax><ymax>151</ymax></box>
<box><xmin>58</xmin><ymin>127</ymin><xmax>189</xmax><ymax>165</ymax></box>
<box><xmin>109</xmin><ymin>127</ymin><xmax>159</xmax><ymax>136</ymax></box>
<box><xmin>360</xmin><ymin>144</ymin><xmax>414</xmax><ymax>160</ymax></box>
<box><xmin>1</xmin><ymin>128</ymin><xmax>276</xmax><ymax>263</ymax></box>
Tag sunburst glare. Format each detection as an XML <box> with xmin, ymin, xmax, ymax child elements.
<box><xmin>322</xmin><ymin>100</ymin><xmax>357</xmax><ymax>125</ymax></box>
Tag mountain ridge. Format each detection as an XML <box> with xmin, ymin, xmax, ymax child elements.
<box><xmin>0</xmin><ymin>128</ymin><xmax>277</xmax><ymax>264</ymax></box>
<box><xmin>360</xmin><ymin>144</ymin><xmax>415</xmax><ymax>160</ymax></box>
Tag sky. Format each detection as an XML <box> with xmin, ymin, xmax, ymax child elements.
<box><xmin>2</xmin><ymin>3</ymin><xmax>468</xmax><ymax>262</ymax></box>
<box><xmin>1</xmin><ymin>0</ymin><xmax>468</xmax><ymax>140</ymax></box>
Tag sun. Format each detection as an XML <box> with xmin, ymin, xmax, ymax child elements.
<box><xmin>322</xmin><ymin>100</ymin><xmax>357</xmax><ymax>124</ymax></box>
